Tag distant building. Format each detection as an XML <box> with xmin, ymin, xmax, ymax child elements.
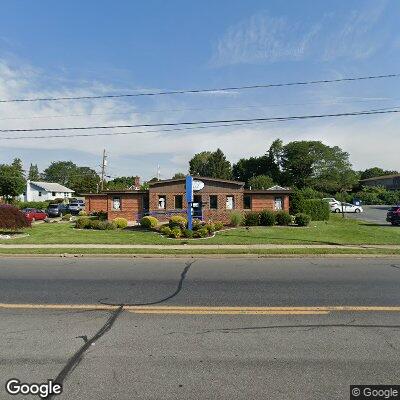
<box><xmin>20</xmin><ymin>180</ymin><xmax>74</xmax><ymax>202</ymax></box>
<box><xmin>360</xmin><ymin>174</ymin><xmax>400</xmax><ymax>191</ymax></box>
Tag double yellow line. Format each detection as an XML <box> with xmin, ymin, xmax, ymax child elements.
<box><xmin>1</xmin><ymin>303</ymin><xmax>400</xmax><ymax>315</ymax></box>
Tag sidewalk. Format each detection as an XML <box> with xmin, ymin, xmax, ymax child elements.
<box><xmin>1</xmin><ymin>244</ymin><xmax>400</xmax><ymax>249</ymax></box>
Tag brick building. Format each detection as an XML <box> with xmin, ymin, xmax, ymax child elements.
<box><xmin>85</xmin><ymin>176</ymin><xmax>291</xmax><ymax>223</ymax></box>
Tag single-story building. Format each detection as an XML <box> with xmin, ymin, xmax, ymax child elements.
<box><xmin>360</xmin><ymin>174</ymin><xmax>400</xmax><ymax>190</ymax></box>
<box><xmin>84</xmin><ymin>176</ymin><xmax>291</xmax><ymax>223</ymax></box>
<box><xmin>20</xmin><ymin>180</ymin><xmax>74</xmax><ymax>202</ymax></box>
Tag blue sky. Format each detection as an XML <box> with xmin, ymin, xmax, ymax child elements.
<box><xmin>0</xmin><ymin>0</ymin><xmax>399</xmax><ymax>180</ymax></box>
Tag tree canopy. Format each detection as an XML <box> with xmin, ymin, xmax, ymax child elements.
<box><xmin>248</xmin><ymin>175</ymin><xmax>274</xmax><ymax>189</ymax></box>
<box><xmin>0</xmin><ymin>159</ymin><xmax>26</xmax><ymax>202</ymax></box>
<box><xmin>28</xmin><ymin>164</ymin><xmax>40</xmax><ymax>181</ymax></box>
<box><xmin>360</xmin><ymin>167</ymin><xmax>398</xmax><ymax>180</ymax></box>
<box><xmin>189</xmin><ymin>149</ymin><xmax>232</xmax><ymax>179</ymax></box>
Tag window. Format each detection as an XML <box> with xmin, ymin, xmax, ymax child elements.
<box><xmin>158</xmin><ymin>195</ymin><xmax>166</xmax><ymax>209</ymax></box>
<box><xmin>209</xmin><ymin>195</ymin><xmax>218</xmax><ymax>209</ymax></box>
<box><xmin>112</xmin><ymin>197</ymin><xmax>121</xmax><ymax>210</ymax></box>
<box><xmin>243</xmin><ymin>195</ymin><xmax>251</xmax><ymax>209</ymax></box>
<box><xmin>52</xmin><ymin>192</ymin><xmax>56</xmax><ymax>197</ymax></box>
<box><xmin>226</xmin><ymin>195</ymin><xmax>234</xmax><ymax>210</ymax></box>
<box><xmin>274</xmin><ymin>197</ymin><xmax>283</xmax><ymax>210</ymax></box>
<box><xmin>174</xmin><ymin>195</ymin><xmax>183</xmax><ymax>209</ymax></box>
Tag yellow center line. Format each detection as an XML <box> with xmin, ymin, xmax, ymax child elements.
<box><xmin>1</xmin><ymin>303</ymin><xmax>400</xmax><ymax>315</ymax></box>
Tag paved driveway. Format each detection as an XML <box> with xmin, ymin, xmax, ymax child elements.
<box><xmin>345</xmin><ymin>204</ymin><xmax>391</xmax><ymax>224</ymax></box>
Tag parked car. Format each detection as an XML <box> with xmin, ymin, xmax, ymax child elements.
<box><xmin>67</xmin><ymin>202</ymin><xmax>84</xmax><ymax>215</ymax></box>
<box><xmin>323</xmin><ymin>197</ymin><xmax>339</xmax><ymax>205</ymax></box>
<box><xmin>46</xmin><ymin>203</ymin><xmax>68</xmax><ymax>218</ymax></box>
<box><xmin>22</xmin><ymin>208</ymin><xmax>48</xmax><ymax>222</ymax></box>
<box><xmin>330</xmin><ymin>202</ymin><xmax>363</xmax><ymax>213</ymax></box>
<box><xmin>386</xmin><ymin>206</ymin><xmax>400</xmax><ymax>226</ymax></box>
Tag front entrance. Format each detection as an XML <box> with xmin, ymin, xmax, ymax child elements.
<box><xmin>192</xmin><ymin>195</ymin><xmax>203</xmax><ymax>219</ymax></box>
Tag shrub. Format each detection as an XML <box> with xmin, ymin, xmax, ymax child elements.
<box><xmin>0</xmin><ymin>205</ymin><xmax>31</xmax><ymax>230</ymax></box>
<box><xmin>113</xmin><ymin>217</ymin><xmax>128</xmax><ymax>229</ymax></box>
<box><xmin>169</xmin><ymin>215</ymin><xmax>187</xmax><ymax>229</ymax></box>
<box><xmin>16</xmin><ymin>201</ymin><xmax>51</xmax><ymax>210</ymax></box>
<box><xmin>230</xmin><ymin>211</ymin><xmax>243</xmax><ymax>226</ymax></box>
<box><xmin>214</xmin><ymin>221</ymin><xmax>224</xmax><ymax>231</ymax></box>
<box><xmin>61</xmin><ymin>213</ymin><xmax>72</xmax><ymax>221</ymax></box>
<box><xmin>75</xmin><ymin>217</ymin><xmax>91</xmax><ymax>229</ymax></box>
<box><xmin>259</xmin><ymin>210</ymin><xmax>276</xmax><ymax>226</ymax></box>
<box><xmin>169</xmin><ymin>227</ymin><xmax>182</xmax><ymax>238</ymax></box>
<box><xmin>295</xmin><ymin>213</ymin><xmax>311</xmax><ymax>226</ymax></box>
<box><xmin>244</xmin><ymin>211</ymin><xmax>260</xmax><ymax>226</ymax></box>
<box><xmin>275</xmin><ymin>210</ymin><xmax>292</xmax><ymax>226</ymax></box>
<box><xmin>192</xmin><ymin>219</ymin><xmax>204</xmax><ymax>230</ymax></box>
<box><xmin>193</xmin><ymin>227</ymin><xmax>209</xmax><ymax>238</ymax></box>
<box><xmin>302</xmin><ymin>199</ymin><xmax>330</xmax><ymax>221</ymax></box>
<box><xmin>90</xmin><ymin>210</ymin><xmax>108</xmax><ymax>220</ymax></box>
<box><xmin>78</xmin><ymin>210</ymin><xmax>87</xmax><ymax>217</ymax></box>
<box><xmin>182</xmin><ymin>228</ymin><xmax>194</xmax><ymax>238</ymax></box>
<box><xmin>140</xmin><ymin>216</ymin><xmax>158</xmax><ymax>229</ymax></box>
<box><xmin>204</xmin><ymin>223</ymin><xmax>215</xmax><ymax>234</ymax></box>
<box><xmin>160</xmin><ymin>225</ymin><xmax>172</xmax><ymax>236</ymax></box>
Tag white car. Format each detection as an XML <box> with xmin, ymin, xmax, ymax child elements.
<box><xmin>322</xmin><ymin>197</ymin><xmax>340</xmax><ymax>205</ymax></box>
<box><xmin>330</xmin><ymin>202</ymin><xmax>363</xmax><ymax>213</ymax></box>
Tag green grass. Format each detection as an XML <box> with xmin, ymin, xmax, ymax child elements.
<box><xmin>1</xmin><ymin>215</ymin><xmax>400</xmax><ymax>246</ymax></box>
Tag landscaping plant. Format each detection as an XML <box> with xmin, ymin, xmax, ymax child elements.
<box><xmin>0</xmin><ymin>205</ymin><xmax>31</xmax><ymax>230</ymax></box>
<box><xmin>140</xmin><ymin>216</ymin><xmax>158</xmax><ymax>228</ymax></box>
<box><xmin>230</xmin><ymin>211</ymin><xmax>243</xmax><ymax>226</ymax></box>
<box><xmin>295</xmin><ymin>213</ymin><xmax>311</xmax><ymax>226</ymax></box>
<box><xmin>244</xmin><ymin>211</ymin><xmax>260</xmax><ymax>226</ymax></box>
<box><xmin>259</xmin><ymin>210</ymin><xmax>276</xmax><ymax>226</ymax></box>
<box><xmin>275</xmin><ymin>211</ymin><xmax>292</xmax><ymax>226</ymax></box>
<box><xmin>168</xmin><ymin>215</ymin><xmax>187</xmax><ymax>229</ymax></box>
<box><xmin>113</xmin><ymin>217</ymin><xmax>128</xmax><ymax>229</ymax></box>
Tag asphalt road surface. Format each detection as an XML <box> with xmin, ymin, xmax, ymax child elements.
<box><xmin>1</xmin><ymin>257</ymin><xmax>400</xmax><ymax>399</ymax></box>
<box><xmin>346</xmin><ymin>204</ymin><xmax>392</xmax><ymax>224</ymax></box>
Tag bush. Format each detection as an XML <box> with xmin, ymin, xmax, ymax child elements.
<box><xmin>275</xmin><ymin>211</ymin><xmax>292</xmax><ymax>226</ymax></box>
<box><xmin>61</xmin><ymin>213</ymin><xmax>72</xmax><ymax>221</ymax></box>
<box><xmin>192</xmin><ymin>219</ymin><xmax>204</xmax><ymax>230</ymax></box>
<box><xmin>302</xmin><ymin>199</ymin><xmax>330</xmax><ymax>221</ymax></box>
<box><xmin>113</xmin><ymin>217</ymin><xmax>128</xmax><ymax>229</ymax></box>
<box><xmin>230</xmin><ymin>211</ymin><xmax>243</xmax><ymax>226</ymax></box>
<box><xmin>78</xmin><ymin>210</ymin><xmax>87</xmax><ymax>216</ymax></box>
<box><xmin>169</xmin><ymin>227</ymin><xmax>182</xmax><ymax>238</ymax></box>
<box><xmin>16</xmin><ymin>201</ymin><xmax>51</xmax><ymax>210</ymax></box>
<box><xmin>193</xmin><ymin>227</ymin><xmax>209</xmax><ymax>238</ymax></box>
<box><xmin>169</xmin><ymin>215</ymin><xmax>187</xmax><ymax>229</ymax></box>
<box><xmin>140</xmin><ymin>216</ymin><xmax>158</xmax><ymax>229</ymax></box>
<box><xmin>75</xmin><ymin>217</ymin><xmax>91</xmax><ymax>229</ymax></box>
<box><xmin>295</xmin><ymin>213</ymin><xmax>311</xmax><ymax>226</ymax></box>
<box><xmin>90</xmin><ymin>210</ymin><xmax>108</xmax><ymax>220</ymax></box>
<box><xmin>214</xmin><ymin>221</ymin><xmax>224</xmax><ymax>231</ymax></box>
<box><xmin>160</xmin><ymin>226</ymin><xmax>172</xmax><ymax>236</ymax></box>
<box><xmin>182</xmin><ymin>228</ymin><xmax>194</xmax><ymax>238</ymax></box>
<box><xmin>204</xmin><ymin>223</ymin><xmax>215</xmax><ymax>234</ymax></box>
<box><xmin>0</xmin><ymin>205</ymin><xmax>31</xmax><ymax>230</ymax></box>
<box><xmin>244</xmin><ymin>211</ymin><xmax>260</xmax><ymax>226</ymax></box>
<box><xmin>259</xmin><ymin>210</ymin><xmax>276</xmax><ymax>226</ymax></box>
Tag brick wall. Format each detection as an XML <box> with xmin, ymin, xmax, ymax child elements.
<box><xmin>250</xmin><ymin>194</ymin><xmax>290</xmax><ymax>212</ymax></box>
<box><xmin>107</xmin><ymin>193</ymin><xmax>143</xmax><ymax>221</ymax></box>
<box><xmin>86</xmin><ymin>195</ymin><xmax>107</xmax><ymax>213</ymax></box>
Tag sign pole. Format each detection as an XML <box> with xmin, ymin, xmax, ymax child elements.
<box><xmin>185</xmin><ymin>176</ymin><xmax>193</xmax><ymax>230</ymax></box>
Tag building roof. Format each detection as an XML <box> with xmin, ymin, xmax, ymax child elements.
<box><xmin>30</xmin><ymin>181</ymin><xmax>74</xmax><ymax>193</ymax></box>
<box><xmin>244</xmin><ymin>188</ymin><xmax>293</xmax><ymax>194</ymax></box>
<box><xmin>148</xmin><ymin>176</ymin><xmax>245</xmax><ymax>186</ymax></box>
<box><xmin>359</xmin><ymin>174</ymin><xmax>400</xmax><ymax>182</ymax></box>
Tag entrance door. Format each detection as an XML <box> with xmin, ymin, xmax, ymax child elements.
<box><xmin>192</xmin><ymin>195</ymin><xmax>202</xmax><ymax>219</ymax></box>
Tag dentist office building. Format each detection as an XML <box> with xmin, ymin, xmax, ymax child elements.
<box><xmin>84</xmin><ymin>176</ymin><xmax>291</xmax><ymax>224</ymax></box>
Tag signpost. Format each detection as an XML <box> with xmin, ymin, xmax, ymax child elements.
<box><xmin>185</xmin><ymin>175</ymin><xmax>193</xmax><ymax>230</ymax></box>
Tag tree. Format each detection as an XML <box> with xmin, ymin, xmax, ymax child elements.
<box><xmin>106</xmin><ymin>176</ymin><xmax>137</xmax><ymax>191</ymax></box>
<box><xmin>43</xmin><ymin>161</ymin><xmax>77</xmax><ymax>186</ymax></box>
<box><xmin>248</xmin><ymin>175</ymin><xmax>274</xmax><ymax>189</ymax></box>
<box><xmin>360</xmin><ymin>167</ymin><xmax>398</xmax><ymax>180</ymax></box>
<box><xmin>0</xmin><ymin>163</ymin><xmax>26</xmax><ymax>202</ymax></box>
<box><xmin>189</xmin><ymin>151</ymin><xmax>212</xmax><ymax>176</ymax></box>
<box><xmin>172</xmin><ymin>172</ymin><xmax>186</xmax><ymax>179</ymax></box>
<box><xmin>28</xmin><ymin>164</ymin><xmax>40</xmax><ymax>180</ymax></box>
<box><xmin>207</xmin><ymin>149</ymin><xmax>232</xmax><ymax>179</ymax></box>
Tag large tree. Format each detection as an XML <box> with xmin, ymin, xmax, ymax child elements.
<box><xmin>43</xmin><ymin>161</ymin><xmax>99</xmax><ymax>194</ymax></box>
<box><xmin>248</xmin><ymin>175</ymin><xmax>274</xmax><ymax>189</ymax></box>
<box><xmin>28</xmin><ymin>163</ymin><xmax>40</xmax><ymax>180</ymax></box>
<box><xmin>0</xmin><ymin>160</ymin><xmax>26</xmax><ymax>202</ymax></box>
<box><xmin>106</xmin><ymin>176</ymin><xmax>138</xmax><ymax>191</ymax></box>
<box><xmin>360</xmin><ymin>167</ymin><xmax>398</xmax><ymax>180</ymax></box>
<box><xmin>172</xmin><ymin>172</ymin><xmax>186</xmax><ymax>179</ymax></box>
<box><xmin>189</xmin><ymin>149</ymin><xmax>232</xmax><ymax>179</ymax></box>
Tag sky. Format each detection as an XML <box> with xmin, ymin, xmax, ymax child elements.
<box><xmin>0</xmin><ymin>0</ymin><xmax>399</xmax><ymax>181</ymax></box>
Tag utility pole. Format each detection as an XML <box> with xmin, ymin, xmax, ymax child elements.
<box><xmin>157</xmin><ymin>164</ymin><xmax>160</xmax><ymax>181</ymax></box>
<box><xmin>100</xmin><ymin>149</ymin><xmax>107</xmax><ymax>192</ymax></box>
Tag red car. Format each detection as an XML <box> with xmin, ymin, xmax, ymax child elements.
<box><xmin>22</xmin><ymin>208</ymin><xmax>48</xmax><ymax>222</ymax></box>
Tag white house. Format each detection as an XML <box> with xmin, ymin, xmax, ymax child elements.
<box><xmin>20</xmin><ymin>180</ymin><xmax>74</xmax><ymax>202</ymax></box>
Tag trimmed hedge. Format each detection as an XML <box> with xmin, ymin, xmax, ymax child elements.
<box><xmin>16</xmin><ymin>201</ymin><xmax>51</xmax><ymax>210</ymax></box>
<box><xmin>113</xmin><ymin>217</ymin><xmax>128</xmax><ymax>229</ymax></box>
<box><xmin>169</xmin><ymin>215</ymin><xmax>187</xmax><ymax>229</ymax></box>
<box><xmin>75</xmin><ymin>217</ymin><xmax>116</xmax><ymax>230</ymax></box>
<box><xmin>259</xmin><ymin>210</ymin><xmax>276</xmax><ymax>226</ymax></box>
<box><xmin>295</xmin><ymin>213</ymin><xmax>311</xmax><ymax>226</ymax></box>
<box><xmin>275</xmin><ymin>210</ymin><xmax>292</xmax><ymax>226</ymax></box>
<box><xmin>244</xmin><ymin>211</ymin><xmax>260</xmax><ymax>226</ymax></box>
<box><xmin>291</xmin><ymin>197</ymin><xmax>329</xmax><ymax>221</ymax></box>
<box><xmin>140</xmin><ymin>216</ymin><xmax>158</xmax><ymax>228</ymax></box>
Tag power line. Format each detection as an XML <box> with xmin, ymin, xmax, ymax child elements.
<box><xmin>1</xmin><ymin>106</ymin><xmax>399</xmax><ymax>133</ymax></box>
<box><xmin>1</xmin><ymin>107</ymin><xmax>399</xmax><ymax>140</ymax></box>
<box><xmin>0</xmin><ymin>97</ymin><xmax>395</xmax><ymax>121</ymax></box>
<box><xmin>0</xmin><ymin>73</ymin><xmax>398</xmax><ymax>104</ymax></box>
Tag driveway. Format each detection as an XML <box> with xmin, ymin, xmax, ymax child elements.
<box><xmin>345</xmin><ymin>204</ymin><xmax>391</xmax><ymax>225</ymax></box>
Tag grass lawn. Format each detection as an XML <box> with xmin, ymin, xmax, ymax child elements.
<box><xmin>0</xmin><ymin>215</ymin><xmax>400</xmax><ymax>245</ymax></box>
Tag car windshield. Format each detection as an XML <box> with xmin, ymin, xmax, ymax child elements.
<box><xmin>69</xmin><ymin>203</ymin><xmax>79</xmax><ymax>206</ymax></box>
<box><xmin>48</xmin><ymin>205</ymin><xmax>59</xmax><ymax>209</ymax></box>
<box><xmin>389</xmin><ymin>207</ymin><xmax>400</xmax><ymax>211</ymax></box>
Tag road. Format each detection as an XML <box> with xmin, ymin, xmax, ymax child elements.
<box><xmin>1</xmin><ymin>257</ymin><xmax>400</xmax><ymax>399</ymax></box>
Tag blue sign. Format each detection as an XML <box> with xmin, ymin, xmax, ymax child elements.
<box><xmin>186</xmin><ymin>176</ymin><xmax>193</xmax><ymax>230</ymax></box>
